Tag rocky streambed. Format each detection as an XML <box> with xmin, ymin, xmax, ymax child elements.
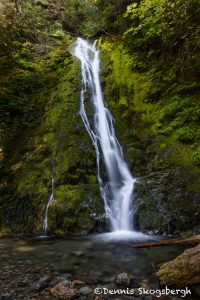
<box><xmin>0</xmin><ymin>236</ymin><xmax>197</xmax><ymax>299</ymax></box>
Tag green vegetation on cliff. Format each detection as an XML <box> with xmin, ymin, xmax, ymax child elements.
<box><xmin>123</xmin><ymin>0</ymin><xmax>200</xmax><ymax>160</ymax></box>
<box><xmin>0</xmin><ymin>0</ymin><xmax>105</xmax><ymax>236</ymax></box>
<box><xmin>0</xmin><ymin>0</ymin><xmax>200</xmax><ymax>236</ymax></box>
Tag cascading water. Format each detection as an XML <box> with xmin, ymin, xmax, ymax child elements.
<box><xmin>73</xmin><ymin>38</ymin><xmax>139</xmax><ymax>236</ymax></box>
<box><xmin>43</xmin><ymin>174</ymin><xmax>54</xmax><ymax>236</ymax></box>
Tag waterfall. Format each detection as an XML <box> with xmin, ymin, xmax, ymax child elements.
<box><xmin>73</xmin><ymin>38</ymin><xmax>137</xmax><ymax>233</ymax></box>
<box><xmin>43</xmin><ymin>174</ymin><xmax>54</xmax><ymax>236</ymax></box>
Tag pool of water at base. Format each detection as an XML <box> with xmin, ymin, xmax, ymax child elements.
<box><xmin>0</xmin><ymin>235</ymin><xmax>196</xmax><ymax>299</ymax></box>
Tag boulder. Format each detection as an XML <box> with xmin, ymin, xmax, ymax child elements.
<box><xmin>79</xmin><ymin>286</ymin><xmax>93</xmax><ymax>295</ymax></box>
<box><xmin>115</xmin><ymin>272</ymin><xmax>130</xmax><ymax>287</ymax></box>
<box><xmin>156</xmin><ymin>244</ymin><xmax>200</xmax><ymax>287</ymax></box>
<box><xmin>50</xmin><ymin>280</ymin><xmax>78</xmax><ymax>299</ymax></box>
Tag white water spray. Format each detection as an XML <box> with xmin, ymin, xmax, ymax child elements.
<box><xmin>73</xmin><ymin>38</ymin><xmax>138</xmax><ymax>234</ymax></box>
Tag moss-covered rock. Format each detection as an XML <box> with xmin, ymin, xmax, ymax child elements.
<box><xmin>0</xmin><ymin>34</ymin><xmax>104</xmax><ymax>236</ymax></box>
<box><xmin>99</xmin><ymin>38</ymin><xmax>200</xmax><ymax>234</ymax></box>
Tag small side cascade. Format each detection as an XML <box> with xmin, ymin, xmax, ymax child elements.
<box><xmin>43</xmin><ymin>173</ymin><xmax>55</xmax><ymax>236</ymax></box>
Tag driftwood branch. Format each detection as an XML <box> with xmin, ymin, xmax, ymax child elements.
<box><xmin>132</xmin><ymin>235</ymin><xmax>200</xmax><ymax>249</ymax></box>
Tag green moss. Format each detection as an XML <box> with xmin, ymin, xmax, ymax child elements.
<box><xmin>35</xmin><ymin>0</ymin><xmax>49</xmax><ymax>9</ymax></box>
<box><xmin>192</xmin><ymin>148</ymin><xmax>200</xmax><ymax>165</ymax></box>
<box><xmin>98</xmin><ymin>37</ymin><xmax>200</xmax><ymax>234</ymax></box>
<box><xmin>44</xmin><ymin>184</ymin><xmax>102</xmax><ymax>234</ymax></box>
<box><xmin>1</xmin><ymin>34</ymin><xmax>106</xmax><ymax>235</ymax></box>
<box><xmin>177</xmin><ymin>127</ymin><xmax>195</xmax><ymax>143</ymax></box>
<box><xmin>51</xmin><ymin>30</ymin><xmax>65</xmax><ymax>40</ymax></box>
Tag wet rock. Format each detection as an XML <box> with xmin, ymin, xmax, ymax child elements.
<box><xmin>192</xmin><ymin>284</ymin><xmax>200</xmax><ymax>297</ymax></box>
<box><xmin>94</xmin><ymin>296</ymin><xmax>103</xmax><ymax>300</ymax></box>
<box><xmin>80</xmin><ymin>230</ymin><xmax>89</xmax><ymax>236</ymax></box>
<box><xmin>92</xmin><ymin>270</ymin><xmax>103</xmax><ymax>277</ymax></box>
<box><xmin>17</xmin><ymin>281</ymin><xmax>28</xmax><ymax>287</ymax></box>
<box><xmin>101</xmin><ymin>275</ymin><xmax>116</xmax><ymax>283</ymax></box>
<box><xmin>72</xmin><ymin>279</ymin><xmax>85</xmax><ymax>285</ymax></box>
<box><xmin>36</xmin><ymin>45</ymin><xmax>46</xmax><ymax>55</ymax></box>
<box><xmin>82</xmin><ymin>276</ymin><xmax>100</xmax><ymax>285</ymax></box>
<box><xmin>32</xmin><ymin>281</ymin><xmax>48</xmax><ymax>292</ymax></box>
<box><xmin>50</xmin><ymin>280</ymin><xmax>78</xmax><ymax>299</ymax></box>
<box><xmin>79</xmin><ymin>286</ymin><xmax>93</xmax><ymax>295</ymax></box>
<box><xmin>71</xmin><ymin>251</ymin><xmax>84</xmax><ymax>257</ymax></box>
<box><xmin>115</xmin><ymin>272</ymin><xmax>130</xmax><ymax>287</ymax></box>
<box><xmin>32</xmin><ymin>275</ymin><xmax>49</xmax><ymax>291</ymax></box>
<box><xmin>57</xmin><ymin>273</ymin><xmax>73</xmax><ymax>281</ymax></box>
<box><xmin>152</xmin><ymin>296</ymin><xmax>169</xmax><ymax>300</ymax></box>
<box><xmin>138</xmin><ymin>279</ymin><xmax>151</xmax><ymax>289</ymax></box>
<box><xmin>1</xmin><ymin>293</ymin><xmax>11</xmax><ymax>300</ymax></box>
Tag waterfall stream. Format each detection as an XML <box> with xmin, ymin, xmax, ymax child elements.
<box><xmin>43</xmin><ymin>175</ymin><xmax>54</xmax><ymax>236</ymax></box>
<box><xmin>73</xmin><ymin>38</ymin><xmax>138</xmax><ymax>234</ymax></box>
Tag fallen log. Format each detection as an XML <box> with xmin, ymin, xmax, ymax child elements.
<box><xmin>156</xmin><ymin>243</ymin><xmax>200</xmax><ymax>287</ymax></box>
<box><xmin>132</xmin><ymin>235</ymin><xmax>200</xmax><ymax>249</ymax></box>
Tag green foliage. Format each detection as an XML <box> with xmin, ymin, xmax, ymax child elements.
<box><xmin>123</xmin><ymin>0</ymin><xmax>200</xmax><ymax>168</ymax></box>
<box><xmin>128</xmin><ymin>56</ymin><xmax>148</xmax><ymax>71</ymax></box>
<box><xmin>159</xmin><ymin>96</ymin><xmax>200</xmax><ymax>144</ymax></box>
<box><xmin>158</xmin><ymin>126</ymin><xmax>173</xmax><ymax>136</ymax></box>
<box><xmin>124</xmin><ymin>0</ymin><xmax>200</xmax><ymax>54</ymax></box>
<box><xmin>192</xmin><ymin>148</ymin><xmax>200</xmax><ymax>165</ymax></box>
<box><xmin>92</xmin><ymin>0</ymin><xmax>133</xmax><ymax>35</ymax></box>
<box><xmin>160</xmin><ymin>97</ymin><xmax>191</xmax><ymax>120</ymax></box>
<box><xmin>177</xmin><ymin>127</ymin><xmax>195</xmax><ymax>143</ymax></box>
<box><xmin>123</xmin><ymin>0</ymin><xmax>200</xmax><ymax>85</ymax></box>
<box><xmin>59</xmin><ymin>0</ymin><xmax>133</xmax><ymax>37</ymax></box>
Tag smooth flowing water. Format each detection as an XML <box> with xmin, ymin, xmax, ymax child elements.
<box><xmin>73</xmin><ymin>38</ymin><xmax>137</xmax><ymax>235</ymax></box>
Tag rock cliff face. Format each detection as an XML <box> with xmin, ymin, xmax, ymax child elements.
<box><xmin>99</xmin><ymin>39</ymin><xmax>200</xmax><ymax>235</ymax></box>
<box><xmin>0</xmin><ymin>35</ymin><xmax>104</xmax><ymax>236</ymax></box>
<box><xmin>1</xmin><ymin>32</ymin><xmax>200</xmax><ymax>236</ymax></box>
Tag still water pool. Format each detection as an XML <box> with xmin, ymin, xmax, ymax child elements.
<box><xmin>0</xmin><ymin>236</ymin><xmax>195</xmax><ymax>299</ymax></box>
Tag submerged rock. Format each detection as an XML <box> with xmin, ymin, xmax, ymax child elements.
<box><xmin>32</xmin><ymin>275</ymin><xmax>50</xmax><ymax>291</ymax></box>
<box><xmin>50</xmin><ymin>280</ymin><xmax>78</xmax><ymax>299</ymax></box>
<box><xmin>72</xmin><ymin>279</ymin><xmax>85</xmax><ymax>285</ymax></box>
<box><xmin>1</xmin><ymin>294</ymin><xmax>11</xmax><ymax>300</ymax></box>
<box><xmin>79</xmin><ymin>286</ymin><xmax>93</xmax><ymax>295</ymax></box>
<box><xmin>115</xmin><ymin>272</ymin><xmax>130</xmax><ymax>287</ymax></box>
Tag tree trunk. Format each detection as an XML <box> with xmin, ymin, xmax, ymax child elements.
<box><xmin>132</xmin><ymin>235</ymin><xmax>200</xmax><ymax>249</ymax></box>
